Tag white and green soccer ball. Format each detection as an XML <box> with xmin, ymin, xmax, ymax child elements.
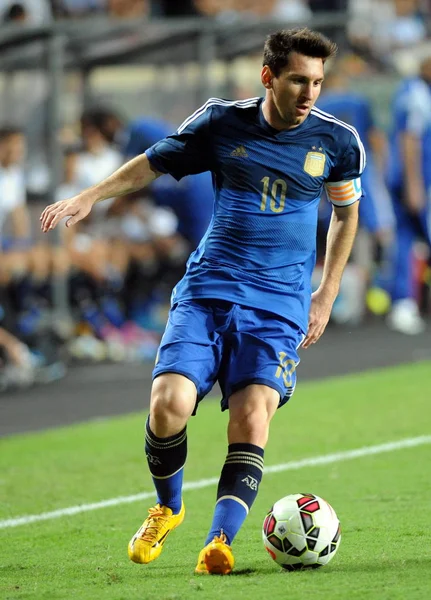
<box><xmin>262</xmin><ymin>493</ymin><xmax>341</xmax><ymax>571</ymax></box>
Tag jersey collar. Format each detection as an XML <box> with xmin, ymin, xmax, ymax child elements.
<box><xmin>257</xmin><ymin>97</ymin><xmax>311</xmax><ymax>137</ymax></box>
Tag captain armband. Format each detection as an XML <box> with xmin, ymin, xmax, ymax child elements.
<box><xmin>325</xmin><ymin>178</ymin><xmax>362</xmax><ymax>207</ymax></box>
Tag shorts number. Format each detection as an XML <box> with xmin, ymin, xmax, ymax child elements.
<box><xmin>275</xmin><ymin>351</ymin><xmax>296</xmax><ymax>388</ymax></box>
<box><xmin>260</xmin><ymin>176</ymin><xmax>287</xmax><ymax>213</ymax></box>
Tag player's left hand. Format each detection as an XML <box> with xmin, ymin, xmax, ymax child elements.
<box><xmin>302</xmin><ymin>289</ymin><xmax>334</xmax><ymax>349</ymax></box>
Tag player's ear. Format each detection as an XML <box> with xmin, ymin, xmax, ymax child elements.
<box><xmin>261</xmin><ymin>66</ymin><xmax>273</xmax><ymax>89</ymax></box>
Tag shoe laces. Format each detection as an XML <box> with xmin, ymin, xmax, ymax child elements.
<box><xmin>214</xmin><ymin>532</ymin><xmax>228</xmax><ymax>545</ymax></box>
<box><xmin>140</xmin><ymin>505</ymin><xmax>169</xmax><ymax>542</ymax></box>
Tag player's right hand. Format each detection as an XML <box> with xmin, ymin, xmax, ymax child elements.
<box><xmin>40</xmin><ymin>194</ymin><xmax>94</xmax><ymax>232</ymax></box>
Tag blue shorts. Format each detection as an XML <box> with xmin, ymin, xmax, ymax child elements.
<box><xmin>153</xmin><ymin>299</ymin><xmax>305</xmax><ymax>412</ymax></box>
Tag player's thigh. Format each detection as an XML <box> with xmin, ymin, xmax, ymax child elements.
<box><xmin>220</xmin><ymin>306</ymin><xmax>304</xmax><ymax>410</ymax></box>
<box><xmin>153</xmin><ymin>300</ymin><xmax>223</xmax><ymax>402</ymax></box>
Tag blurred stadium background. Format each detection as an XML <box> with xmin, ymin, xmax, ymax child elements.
<box><xmin>0</xmin><ymin>0</ymin><xmax>430</xmax><ymax>429</ymax></box>
<box><xmin>1</xmin><ymin>3</ymin><xmax>431</xmax><ymax>599</ymax></box>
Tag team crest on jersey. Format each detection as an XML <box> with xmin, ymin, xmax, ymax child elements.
<box><xmin>304</xmin><ymin>151</ymin><xmax>326</xmax><ymax>177</ymax></box>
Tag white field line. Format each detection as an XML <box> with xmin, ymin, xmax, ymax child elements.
<box><xmin>1</xmin><ymin>435</ymin><xmax>430</xmax><ymax>530</ymax></box>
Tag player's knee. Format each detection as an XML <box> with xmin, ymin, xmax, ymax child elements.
<box><xmin>231</xmin><ymin>408</ymin><xmax>269</xmax><ymax>440</ymax></box>
<box><xmin>150</xmin><ymin>374</ymin><xmax>196</xmax><ymax>433</ymax></box>
<box><xmin>228</xmin><ymin>385</ymin><xmax>279</xmax><ymax>446</ymax></box>
<box><xmin>228</xmin><ymin>404</ymin><xmax>274</xmax><ymax>447</ymax></box>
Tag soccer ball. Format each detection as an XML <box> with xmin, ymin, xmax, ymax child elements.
<box><xmin>262</xmin><ymin>493</ymin><xmax>341</xmax><ymax>571</ymax></box>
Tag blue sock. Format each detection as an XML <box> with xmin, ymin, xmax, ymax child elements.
<box><xmin>145</xmin><ymin>417</ymin><xmax>187</xmax><ymax>514</ymax></box>
<box><xmin>205</xmin><ymin>443</ymin><xmax>264</xmax><ymax>545</ymax></box>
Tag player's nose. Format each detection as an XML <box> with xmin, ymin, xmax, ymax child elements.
<box><xmin>301</xmin><ymin>84</ymin><xmax>314</xmax><ymax>101</ymax></box>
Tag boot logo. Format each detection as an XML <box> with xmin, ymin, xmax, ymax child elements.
<box><xmin>152</xmin><ymin>530</ymin><xmax>170</xmax><ymax>548</ymax></box>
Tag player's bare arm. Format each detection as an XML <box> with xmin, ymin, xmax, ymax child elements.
<box><xmin>401</xmin><ymin>131</ymin><xmax>426</xmax><ymax>214</ymax></box>
<box><xmin>303</xmin><ymin>201</ymin><xmax>359</xmax><ymax>349</ymax></box>
<box><xmin>40</xmin><ymin>153</ymin><xmax>162</xmax><ymax>232</ymax></box>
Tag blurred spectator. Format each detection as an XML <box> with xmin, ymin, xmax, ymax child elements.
<box><xmin>107</xmin><ymin>0</ymin><xmax>149</xmax><ymax>18</ymax></box>
<box><xmin>192</xmin><ymin>0</ymin><xmax>312</xmax><ymax>20</ymax></box>
<box><xmin>86</xmin><ymin>106</ymin><xmax>214</xmax><ymax>249</ymax></box>
<box><xmin>153</xmin><ymin>0</ymin><xmax>199</xmax><ymax>16</ymax></box>
<box><xmin>51</xmin><ymin>0</ymin><xmax>106</xmax><ymax>18</ymax></box>
<box><xmin>316</xmin><ymin>58</ymin><xmax>395</xmax><ymax>319</ymax></box>
<box><xmin>52</xmin><ymin>0</ymin><xmax>150</xmax><ymax>18</ymax></box>
<box><xmin>76</xmin><ymin>110</ymin><xmax>123</xmax><ymax>202</ymax></box>
<box><xmin>309</xmin><ymin>0</ymin><xmax>347</xmax><ymax>10</ymax></box>
<box><xmin>56</xmin><ymin>115</ymin><xmax>170</xmax><ymax>359</ymax></box>
<box><xmin>0</xmin><ymin>0</ymin><xmax>52</xmax><ymax>23</ymax></box>
<box><xmin>55</xmin><ymin>144</ymin><xmax>84</xmax><ymax>203</ymax></box>
<box><xmin>57</xmin><ymin>143</ymin><xmax>130</xmax><ymax>357</ymax></box>
<box><xmin>269</xmin><ymin>0</ymin><xmax>312</xmax><ymax>21</ymax></box>
<box><xmin>62</xmin><ymin>114</ymin><xmax>126</xmax><ymax>335</ymax></box>
<box><xmin>349</xmin><ymin>0</ymin><xmax>430</xmax><ymax>71</ymax></box>
<box><xmin>193</xmin><ymin>0</ymin><xmax>232</xmax><ymax>18</ymax></box>
<box><xmin>114</xmin><ymin>191</ymin><xmax>188</xmax><ymax>327</ymax></box>
<box><xmin>250</xmin><ymin>0</ymin><xmax>312</xmax><ymax>20</ymax></box>
<box><xmin>385</xmin><ymin>54</ymin><xmax>431</xmax><ymax>333</ymax></box>
<box><xmin>307</xmin><ymin>0</ymin><xmax>349</xmax><ymax>49</ymax></box>
<box><xmin>0</xmin><ymin>128</ymin><xmax>33</xmax><ymax>315</ymax></box>
<box><xmin>0</xmin><ymin>127</ymin><xmax>67</xmax><ymax>377</ymax></box>
<box><xmin>0</xmin><ymin>326</ymin><xmax>36</xmax><ymax>390</ymax></box>
<box><xmin>64</xmin><ymin>106</ymin><xmax>214</xmax><ymax>339</ymax></box>
<box><xmin>3</xmin><ymin>3</ymin><xmax>28</xmax><ymax>22</ymax></box>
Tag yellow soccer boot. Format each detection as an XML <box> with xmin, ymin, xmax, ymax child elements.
<box><xmin>128</xmin><ymin>502</ymin><xmax>185</xmax><ymax>564</ymax></box>
<box><xmin>195</xmin><ymin>533</ymin><xmax>234</xmax><ymax>575</ymax></box>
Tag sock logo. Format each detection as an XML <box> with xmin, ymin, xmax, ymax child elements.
<box><xmin>146</xmin><ymin>453</ymin><xmax>162</xmax><ymax>466</ymax></box>
<box><xmin>241</xmin><ymin>475</ymin><xmax>259</xmax><ymax>491</ymax></box>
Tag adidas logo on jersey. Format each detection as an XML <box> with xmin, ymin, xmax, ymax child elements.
<box><xmin>230</xmin><ymin>145</ymin><xmax>248</xmax><ymax>158</ymax></box>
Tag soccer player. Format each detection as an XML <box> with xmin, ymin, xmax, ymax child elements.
<box><xmin>317</xmin><ymin>62</ymin><xmax>393</xmax><ymax>250</ymax></box>
<box><xmin>40</xmin><ymin>28</ymin><xmax>365</xmax><ymax>574</ymax></box>
<box><xmin>316</xmin><ymin>60</ymin><xmax>394</xmax><ymax>316</ymax></box>
<box><xmin>385</xmin><ymin>55</ymin><xmax>431</xmax><ymax>334</ymax></box>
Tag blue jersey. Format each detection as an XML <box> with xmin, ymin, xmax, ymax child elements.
<box><xmin>317</xmin><ymin>91</ymin><xmax>393</xmax><ymax>233</ymax></box>
<box><xmin>146</xmin><ymin>97</ymin><xmax>365</xmax><ymax>332</ymax></box>
<box><xmin>317</xmin><ymin>91</ymin><xmax>374</xmax><ymax>152</ymax></box>
<box><xmin>387</xmin><ymin>77</ymin><xmax>431</xmax><ymax>191</ymax></box>
<box><xmin>122</xmin><ymin>117</ymin><xmax>174</xmax><ymax>159</ymax></box>
<box><xmin>122</xmin><ymin>117</ymin><xmax>214</xmax><ymax>246</ymax></box>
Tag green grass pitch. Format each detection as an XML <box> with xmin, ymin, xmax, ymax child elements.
<box><xmin>0</xmin><ymin>361</ymin><xmax>430</xmax><ymax>600</ymax></box>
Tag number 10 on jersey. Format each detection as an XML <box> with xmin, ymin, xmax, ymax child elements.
<box><xmin>260</xmin><ymin>176</ymin><xmax>287</xmax><ymax>213</ymax></box>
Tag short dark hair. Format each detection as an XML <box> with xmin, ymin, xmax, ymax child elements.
<box><xmin>4</xmin><ymin>3</ymin><xmax>26</xmax><ymax>22</ymax></box>
<box><xmin>0</xmin><ymin>126</ymin><xmax>23</xmax><ymax>142</ymax></box>
<box><xmin>81</xmin><ymin>106</ymin><xmax>123</xmax><ymax>127</ymax></box>
<box><xmin>263</xmin><ymin>28</ymin><xmax>338</xmax><ymax>77</ymax></box>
